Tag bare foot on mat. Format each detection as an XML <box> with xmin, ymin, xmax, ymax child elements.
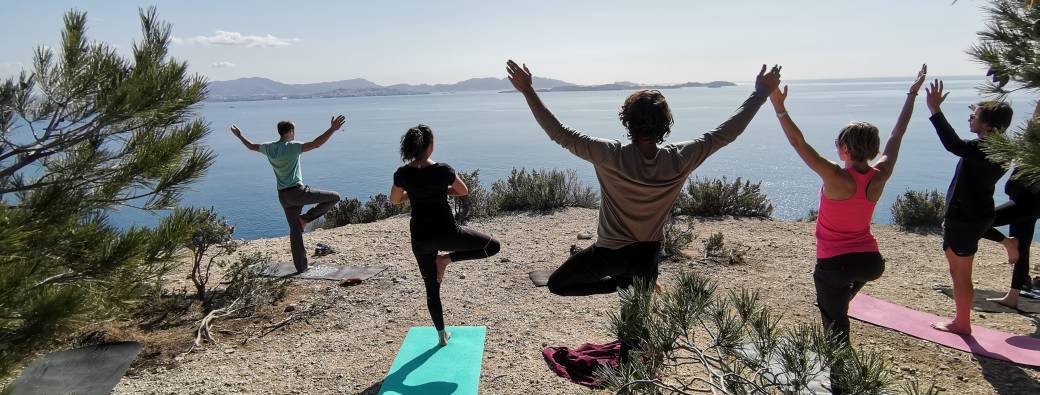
<box><xmin>438</xmin><ymin>330</ymin><xmax>452</xmax><ymax>346</ymax></box>
<box><xmin>986</xmin><ymin>290</ymin><xmax>1019</xmax><ymax>309</ymax></box>
<box><xmin>931</xmin><ymin>321</ymin><xmax>971</xmax><ymax>335</ymax></box>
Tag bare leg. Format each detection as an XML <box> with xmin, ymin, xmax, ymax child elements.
<box><xmin>986</xmin><ymin>237</ymin><xmax>1021</xmax><ymax>308</ymax></box>
<box><xmin>932</xmin><ymin>248</ymin><xmax>974</xmax><ymax>335</ymax></box>
<box><xmin>1002</xmin><ymin>237</ymin><xmax>1020</xmax><ymax>265</ymax></box>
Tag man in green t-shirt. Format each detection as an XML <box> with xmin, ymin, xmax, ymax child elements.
<box><xmin>231</xmin><ymin>115</ymin><xmax>346</xmax><ymax>272</ymax></box>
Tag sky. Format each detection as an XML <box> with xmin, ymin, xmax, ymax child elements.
<box><xmin>0</xmin><ymin>0</ymin><xmax>997</xmax><ymax>85</ymax></box>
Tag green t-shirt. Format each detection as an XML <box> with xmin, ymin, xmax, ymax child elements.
<box><xmin>259</xmin><ymin>141</ymin><xmax>304</xmax><ymax>189</ymax></box>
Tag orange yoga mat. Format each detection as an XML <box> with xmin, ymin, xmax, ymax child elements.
<box><xmin>849</xmin><ymin>293</ymin><xmax>1040</xmax><ymax>367</ymax></box>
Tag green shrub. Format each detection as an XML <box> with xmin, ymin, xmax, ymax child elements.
<box><xmin>700</xmin><ymin>231</ymin><xmax>749</xmax><ymax>265</ymax></box>
<box><xmin>492</xmin><ymin>168</ymin><xmax>598</xmax><ymax>212</ymax></box>
<box><xmin>663</xmin><ymin>215</ymin><xmax>696</xmax><ymax>258</ymax></box>
<box><xmin>321</xmin><ymin>194</ymin><xmax>409</xmax><ymax>229</ymax></box>
<box><xmin>891</xmin><ymin>189</ymin><xmax>945</xmax><ymax>231</ymax></box>
<box><xmin>599</xmin><ymin>272</ymin><xmax>937</xmax><ymax>394</ymax></box>
<box><xmin>801</xmin><ymin>208</ymin><xmax>819</xmax><ymax>222</ymax></box>
<box><xmin>678</xmin><ymin>177</ymin><xmax>773</xmax><ymax>218</ymax></box>
<box><xmin>451</xmin><ymin>169</ymin><xmax>499</xmax><ymax>224</ymax></box>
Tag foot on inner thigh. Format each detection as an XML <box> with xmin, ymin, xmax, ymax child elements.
<box><xmin>930</xmin><ymin>320</ymin><xmax>972</xmax><ymax>335</ymax></box>
<box><xmin>298</xmin><ymin>216</ymin><xmax>308</xmax><ymax>231</ymax></box>
<box><xmin>435</xmin><ymin>254</ymin><xmax>452</xmax><ymax>284</ymax></box>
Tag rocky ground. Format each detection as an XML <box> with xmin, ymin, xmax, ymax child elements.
<box><xmin>109</xmin><ymin>208</ymin><xmax>1040</xmax><ymax>394</ymax></box>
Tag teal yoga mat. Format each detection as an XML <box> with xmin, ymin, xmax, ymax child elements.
<box><xmin>378</xmin><ymin>326</ymin><xmax>487</xmax><ymax>395</ymax></box>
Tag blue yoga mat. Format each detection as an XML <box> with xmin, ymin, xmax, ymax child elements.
<box><xmin>378</xmin><ymin>326</ymin><xmax>487</xmax><ymax>395</ymax></box>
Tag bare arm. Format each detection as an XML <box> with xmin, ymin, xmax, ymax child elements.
<box><xmin>874</xmin><ymin>64</ymin><xmax>927</xmax><ymax>184</ymax></box>
<box><xmin>447</xmin><ymin>176</ymin><xmax>469</xmax><ymax>197</ymax></box>
<box><xmin>770</xmin><ymin>86</ymin><xmax>844</xmax><ymax>183</ymax></box>
<box><xmin>230</xmin><ymin>125</ymin><xmax>260</xmax><ymax>151</ymax></box>
<box><xmin>389</xmin><ymin>185</ymin><xmax>409</xmax><ymax>205</ymax></box>
<box><xmin>506</xmin><ymin>60</ymin><xmax>616</xmax><ymax>163</ymax></box>
<box><xmin>302</xmin><ymin>115</ymin><xmax>346</xmax><ymax>152</ymax></box>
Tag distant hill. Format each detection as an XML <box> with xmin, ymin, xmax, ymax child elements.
<box><xmin>205</xmin><ymin>76</ymin><xmax>733</xmax><ymax>102</ymax></box>
<box><xmin>206</xmin><ymin>76</ymin><xmax>575</xmax><ymax>102</ymax></box>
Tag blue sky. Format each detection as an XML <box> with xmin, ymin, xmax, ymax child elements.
<box><xmin>0</xmin><ymin>1</ymin><xmax>994</xmax><ymax>85</ymax></box>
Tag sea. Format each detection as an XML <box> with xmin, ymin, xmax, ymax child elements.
<box><xmin>106</xmin><ymin>76</ymin><xmax>1038</xmax><ymax>241</ymax></box>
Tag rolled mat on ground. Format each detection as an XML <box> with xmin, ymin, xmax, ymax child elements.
<box><xmin>849</xmin><ymin>293</ymin><xmax>1040</xmax><ymax>367</ymax></box>
<box><xmin>260</xmin><ymin>262</ymin><xmax>385</xmax><ymax>280</ymax></box>
<box><xmin>542</xmin><ymin>341</ymin><xmax>621</xmax><ymax>388</ymax></box>
<box><xmin>10</xmin><ymin>341</ymin><xmax>142</xmax><ymax>395</ymax></box>
<box><xmin>378</xmin><ymin>326</ymin><xmax>487</xmax><ymax>395</ymax></box>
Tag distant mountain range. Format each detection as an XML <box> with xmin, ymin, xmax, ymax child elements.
<box><xmin>206</xmin><ymin>76</ymin><xmax>733</xmax><ymax>102</ymax></box>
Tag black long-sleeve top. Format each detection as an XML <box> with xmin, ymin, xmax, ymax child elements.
<box><xmin>929</xmin><ymin>112</ymin><xmax>1008</xmax><ymax>222</ymax></box>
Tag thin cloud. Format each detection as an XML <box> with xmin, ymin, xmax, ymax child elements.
<box><xmin>0</xmin><ymin>62</ymin><xmax>25</xmax><ymax>79</ymax></box>
<box><xmin>211</xmin><ymin>61</ymin><xmax>236</xmax><ymax>68</ymax></box>
<box><xmin>172</xmin><ymin>31</ymin><xmax>300</xmax><ymax>48</ymax></box>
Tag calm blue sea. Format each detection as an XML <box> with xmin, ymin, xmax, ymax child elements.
<box><xmin>109</xmin><ymin>77</ymin><xmax>1038</xmax><ymax>241</ymax></box>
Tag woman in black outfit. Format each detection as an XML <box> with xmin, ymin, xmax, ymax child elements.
<box><xmin>982</xmin><ymin>169</ymin><xmax>1040</xmax><ymax>309</ymax></box>
<box><xmin>389</xmin><ymin>124</ymin><xmax>501</xmax><ymax>346</ymax></box>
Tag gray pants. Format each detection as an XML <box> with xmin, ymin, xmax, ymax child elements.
<box><xmin>278</xmin><ymin>185</ymin><xmax>341</xmax><ymax>272</ymax></box>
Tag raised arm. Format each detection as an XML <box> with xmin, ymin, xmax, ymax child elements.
<box><xmin>506</xmin><ymin>60</ymin><xmax>616</xmax><ymax>163</ymax></box>
<box><xmin>925</xmin><ymin>79</ymin><xmax>971</xmax><ymax>157</ymax></box>
<box><xmin>873</xmin><ymin>64</ymin><xmax>927</xmax><ymax>183</ymax></box>
<box><xmin>230</xmin><ymin>125</ymin><xmax>260</xmax><ymax>151</ymax></box>
<box><xmin>770</xmin><ymin>85</ymin><xmax>844</xmax><ymax>182</ymax></box>
<box><xmin>302</xmin><ymin>115</ymin><xmax>347</xmax><ymax>152</ymax></box>
<box><xmin>676</xmin><ymin>65</ymin><xmax>780</xmax><ymax>170</ymax></box>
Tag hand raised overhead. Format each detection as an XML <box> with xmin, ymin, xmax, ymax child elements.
<box><xmin>506</xmin><ymin>60</ymin><xmax>534</xmax><ymax>93</ymax></box>
<box><xmin>909</xmin><ymin>64</ymin><xmax>927</xmax><ymax>94</ymax></box>
<box><xmin>329</xmin><ymin>115</ymin><xmax>346</xmax><ymax>131</ymax></box>
<box><xmin>755</xmin><ymin>64</ymin><xmax>782</xmax><ymax>96</ymax></box>
<box><xmin>925</xmin><ymin>79</ymin><xmax>949</xmax><ymax>114</ymax></box>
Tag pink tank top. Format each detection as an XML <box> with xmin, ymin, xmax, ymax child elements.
<box><xmin>815</xmin><ymin>166</ymin><xmax>880</xmax><ymax>259</ymax></box>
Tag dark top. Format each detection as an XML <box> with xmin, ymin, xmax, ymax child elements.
<box><xmin>929</xmin><ymin>112</ymin><xmax>1008</xmax><ymax>222</ymax></box>
<box><xmin>393</xmin><ymin>162</ymin><xmax>457</xmax><ymax>232</ymax></box>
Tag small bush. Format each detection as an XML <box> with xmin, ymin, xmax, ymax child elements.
<box><xmin>891</xmin><ymin>189</ymin><xmax>945</xmax><ymax>231</ymax></box>
<box><xmin>192</xmin><ymin>252</ymin><xmax>286</xmax><ymax>349</ymax></box>
<box><xmin>322</xmin><ymin>194</ymin><xmax>409</xmax><ymax>229</ymax></box>
<box><xmin>492</xmin><ymin>168</ymin><xmax>598</xmax><ymax>212</ymax></box>
<box><xmin>678</xmin><ymin>177</ymin><xmax>773</xmax><ymax>218</ymax></box>
<box><xmin>451</xmin><ymin>169</ymin><xmax>499</xmax><ymax>224</ymax></box>
<box><xmin>663</xmin><ymin>215</ymin><xmax>696</xmax><ymax>258</ymax></box>
<box><xmin>181</xmin><ymin>207</ymin><xmax>238</xmax><ymax>304</ymax></box>
<box><xmin>700</xmin><ymin>232</ymin><xmax>749</xmax><ymax>265</ymax></box>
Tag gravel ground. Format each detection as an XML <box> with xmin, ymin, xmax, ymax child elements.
<box><xmin>111</xmin><ymin>208</ymin><xmax>1040</xmax><ymax>394</ymax></box>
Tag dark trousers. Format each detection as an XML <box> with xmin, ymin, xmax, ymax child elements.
<box><xmin>547</xmin><ymin>242</ymin><xmax>662</xmax><ymax>297</ymax></box>
<box><xmin>411</xmin><ymin>225</ymin><xmax>500</xmax><ymax>331</ymax></box>
<box><xmin>277</xmin><ymin>185</ymin><xmax>341</xmax><ymax>272</ymax></box>
<box><xmin>814</xmin><ymin>251</ymin><xmax>884</xmax><ymax>394</ymax></box>
<box><xmin>982</xmin><ymin>199</ymin><xmax>1040</xmax><ymax>290</ymax></box>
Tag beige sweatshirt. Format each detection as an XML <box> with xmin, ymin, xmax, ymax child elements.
<box><xmin>532</xmin><ymin>92</ymin><xmax>767</xmax><ymax>249</ymax></box>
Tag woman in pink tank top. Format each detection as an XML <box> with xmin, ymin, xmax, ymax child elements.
<box><xmin>768</xmin><ymin>65</ymin><xmax>926</xmax><ymax>394</ymax></box>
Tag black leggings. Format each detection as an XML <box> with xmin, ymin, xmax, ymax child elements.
<box><xmin>981</xmin><ymin>199</ymin><xmax>1040</xmax><ymax>290</ymax></box>
<box><xmin>813</xmin><ymin>252</ymin><xmax>885</xmax><ymax>345</ymax></box>
<box><xmin>547</xmin><ymin>242</ymin><xmax>661</xmax><ymax>297</ymax></box>
<box><xmin>411</xmin><ymin>225</ymin><xmax>500</xmax><ymax>331</ymax></box>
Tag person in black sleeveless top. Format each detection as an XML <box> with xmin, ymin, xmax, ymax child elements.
<box><xmin>925</xmin><ymin>79</ymin><xmax>1013</xmax><ymax>335</ymax></box>
<box><xmin>389</xmin><ymin>124</ymin><xmax>501</xmax><ymax>346</ymax></box>
<box><xmin>980</xmin><ymin>168</ymin><xmax>1040</xmax><ymax>309</ymax></box>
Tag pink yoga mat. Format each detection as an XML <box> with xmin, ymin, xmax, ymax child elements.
<box><xmin>849</xmin><ymin>293</ymin><xmax>1040</xmax><ymax>367</ymax></box>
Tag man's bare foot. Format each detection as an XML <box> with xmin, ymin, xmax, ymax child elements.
<box><xmin>435</xmin><ymin>254</ymin><xmax>452</xmax><ymax>283</ymax></box>
<box><xmin>1003</xmin><ymin>237</ymin><xmax>1020</xmax><ymax>265</ymax></box>
<box><xmin>298</xmin><ymin>217</ymin><xmax>308</xmax><ymax>230</ymax></box>
<box><xmin>931</xmin><ymin>321</ymin><xmax>971</xmax><ymax>335</ymax></box>
<box><xmin>986</xmin><ymin>289</ymin><xmax>1020</xmax><ymax>309</ymax></box>
<box><xmin>654</xmin><ymin>281</ymin><xmax>663</xmax><ymax>295</ymax></box>
<box><xmin>438</xmin><ymin>329</ymin><xmax>452</xmax><ymax>346</ymax></box>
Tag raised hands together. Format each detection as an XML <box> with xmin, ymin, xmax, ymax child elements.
<box><xmin>756</xmin><ymin>65</ymin><xmax>782</xmax><ymax>96</ymax></box>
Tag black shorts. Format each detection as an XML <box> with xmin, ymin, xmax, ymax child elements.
<box><xmin>941</xmin><ymin>218</ymin><xmax>993</xmax><ymax>257</ymax></box>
